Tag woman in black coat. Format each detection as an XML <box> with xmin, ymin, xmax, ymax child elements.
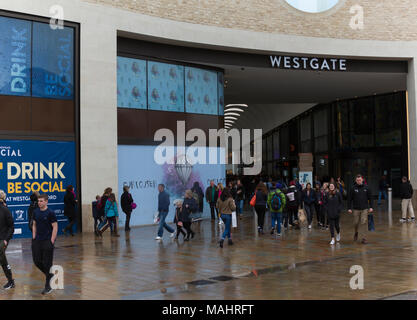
<box><xmin>63</xmin><ymin>185</ymin><xmax>77</xmax><ymax>236</ymax></box>
<box><xmin>181</xmin><ymin>190</ymin><xmax>198</xmax><ymax>241</ymax></box>
<box><xmin>325</xmin><ymin>183</ymin><xmax>343</xmax><ymax>245</ymax></box>
<box><xmin>191</xmin><ymin>182</ymin><xmax>204</xmax><ymax>213</ymax></box>
<box><xmin>120</xmin><ymin>185</ymin><xmax>134</xmax><ymax>231</ymax></box>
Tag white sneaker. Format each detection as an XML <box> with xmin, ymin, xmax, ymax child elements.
<box><xmin>170</xmin><ymin>232</ymin><xmax>176</xmax><ymax>238</ymax></box>
<box><xmin>219</xmin><ymin>220</ymin><xmax>224</xmax><ymax>225</ymax></box>
<box><xmin>155</xmin><ymin>236</ymin><xmax>162</xmax><ymax>240</ymax></box>
<box><xmin>336</xmin><ymin>233</ymin><xmax>341</xmax><ymax>242</ymax></box>
<box><xmin>308</xmin><ymin>225</ymin><xmax>312</xmax><ymax>229</ymax></box>
<box><xmin>330</xmin><ymin>238</ymin><xmax>335</xmax><ymax>245</ymax></box>
<box><xmin>400</xmin><ymin>218</ymin><xmax>407</xmax><ymax>223</ymax></box>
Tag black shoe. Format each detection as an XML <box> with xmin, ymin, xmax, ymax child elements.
<box><xmin>219</xmin><ymin>239</ymin><xmax>224</xmax><ymax>248</ymax></box>
<box><xmin>354</xmin><ymin>232</ymin><xmax>358</xmax><ymax>241</ymax></box>
<box><xmin>184</xmin><ymin>236</ymin><xmax>190</xmax><ymax>241</ymax></box>
<box><xmin>270</xmin><ymin>228</ymin><xmax>275</xmax><ymax>235</ymax></box>
<box><xmin>228</xmin><ymin>239</ymin><xmax>233</xmax><ymax>246</ymax></box>
<box><xmin>191</xmin><ymin>232</ymin><xmax>195</xmax><ymax>239</ymax></box>
<box><xmin>41</xmin><ymin>286</ymin><xmax>52</xmax><ymax>295</ymax></box>
<box><xmin>3</xmin><ymin>280</ymin><xmax>15</xmax><ymax>290</ymax></box>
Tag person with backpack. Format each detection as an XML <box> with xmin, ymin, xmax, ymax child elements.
<box><xmin>325</xmin><ymin>183</ymin><xmax>343</xmax><ymax>245</ymax></box>
<box><xmin>98</xmin><ymin>193</ymin><xmax>120</xmax><ymax>237</ymax></box>
<box><xmin>285</xmin><ymin>181</ymin><xmax>300</xmax><ymax>228</ymax></box>
<box><xmin>120</xmin><ymin>185</ymin><xmax>134</xmax><ymax>232</ymax></box>
<box><xmin>267</xmin><ymin>183</ymin><xmax>287</xmax><ymax>236</ymax></box>
<box><xmin>400</xmin><ymin>176</ymin><xmax>415</xmax><ymax>223</ymax></box>
<box><xmin>216</xmin><ymin>188</ymin><xmax>236</xmax><ymax>248</ymax></box>
<box><xmin>253</xmin><ymin>183</ymin><xmax>268</xmax><ymax>234</ymax></box>
<box><xmin>28</xmin><ymin>192</ymin><xmax>39</xmax><ymax>233</ymax></box>
<box><xmin>97</xmin><ymin>187</ymin><xmax>112</xmax><ymax>235</ymax></box>
<box><xmin>302</xmin><ymin>183</ymin><xmax>317</xmax><ymax>229</ymax></box>
<box><xmin>63</xmin><ymin>185</ymin><xmax>77</xmax><ymax>236</ymax></box>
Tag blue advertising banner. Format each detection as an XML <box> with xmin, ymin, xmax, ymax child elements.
<box><xmin>32</xmin><ymin>22</ymin><xmax>74</xmax><ymax>100</ymax></box>
<box><xmin>118</xmin><ymin>145</ymin><xmax>225</xmax><ymax>226</ymax></box>
<box><xmin>117</xmin><ymin>56</ymin><xmax>147</xmax><ymax>109</ymax></box>
<box><xmin>0</xmin><ymin>16</ymin><xmax>31</xmax><ymax>97</ymax></box>
<box><xmin>0</xmin><ymin>140</ymin><xmax>77</xmax><ymax>238</ymax></box>
<box><xmin>185</xmin><ymin>67</ymin><xmax>218</xmax><ymax>115</ymax></box>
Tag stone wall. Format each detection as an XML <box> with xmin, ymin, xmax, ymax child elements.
<box><xmin>82</xmin><ymin>0</ymin><xmax>417</xmax><ymax>41</ymax></box>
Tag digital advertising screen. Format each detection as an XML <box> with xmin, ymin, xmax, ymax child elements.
<box><xmin>185</xmin><ymin>67</ymin><xmax>218</xmax><ymax>115</ymax></box>
<box><xmin>117</xmin><ymin>56</ymin><xmax>147</xmax><ymax>109</ymax></box>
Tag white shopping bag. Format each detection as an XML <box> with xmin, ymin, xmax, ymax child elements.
<box><xmin>232</xmin><ymin>211</ymin><xmax>237</xmax><ymax>228</ymax></box>
<box><xmin>153</xmin><ymin>212</ymin><xmax>160</xmax><ymax>224</ymax></box>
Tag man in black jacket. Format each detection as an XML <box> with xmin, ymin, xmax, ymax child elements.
<box><xmin>0</xmin><ymin>190</ymin><xmax>15</xmax><ymax>290</ymax></box>
<box><xmin>348</xmin><ymin>175</ymin><xmax>373</xmax><ymax>244</ymax></box>
<box><xmin>400</xmin><ymin>176</ymin><xmax>415</xmax><ymax>223</ymax></box>
<box><xmin>120</xmin><ymin>185</ymin><xmax>134</xmax><ymax>231</ymax></box>
<box><xmin>205</xmin><ymin>181</ymin><xmax>218</xmax><ymax>220</ymax></box>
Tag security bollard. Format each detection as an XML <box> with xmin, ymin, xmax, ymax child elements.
<box><xmin>388</xmin><ymin>187</ymin><xmax>392</xmax><ymax>215</ymax></box>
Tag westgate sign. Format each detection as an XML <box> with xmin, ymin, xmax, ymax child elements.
<box><xmin>270</xmin><ymin>55</ymin><xmax>347</xmax><ymax>71</ymax></box>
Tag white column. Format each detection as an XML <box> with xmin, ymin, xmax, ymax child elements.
<box><xmin>407</xmin><ymin>57</ymin><xmax>417</xmax><ymax>204</ymax></box>
<box><xmin>80</xmin><ymin>22</ymin><xmax>118</xmax><ymax>233</ymax></box>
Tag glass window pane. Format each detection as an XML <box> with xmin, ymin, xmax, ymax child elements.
<box><xmin>314</xmin><ymin>108</ymin><xmax>328</xmax><ymax>137</ymax></box>
<box><xmin>349</xmin><ymin>98</ymin><xmax>374</xmax><ymax>148</ymax></box>
<box><xmin>117</xmin><ymin>57</ymin><xmax>147</xmax><ymax>109</ymax></box>
<box><xmin>315</xmin><ymin>136</ymin><xmax>328</xmax><ymax>152</ymax></box>
<box><xmin>218</xmin><ymin>72</ymin><xmax>224</xmax><ymax>115</ymax></box>
<box><xmin>185</xmin><ymin>67</ymin><xmax>218</xmax><ymax>115</ymax></box>
<box><xmin>375</xmin><ymin>94</ymin><xmax>402</xmax><ymax>147</ymax></box>
<box><xmin>148</xmin><ymin>61</ymin><xmax>184</xmax><ymax>112</ymax></box>
<box><xmin>273</xmin><ymin>131</ymin><xmax>280</xmax><ymax>160</ymax></box>
<box><xmin>0</xmin><ymin>16</ymin><xmax>32</xmax><ymax>97</ymax></box>
<box><xmin>267</xmin><ymin>135</ymin><xmax>273</xmax><ymax>161</ymax></box>
<box><xmin>280</xmin><ymin>126</ymin><xmax>289</xmax><ymax>158</ymax></box>
<box><xmin>300</xmin><ymin>115</ymin><xmax>311</xmax><ymax>141</ymax></box>
<box><xmin>32</xmin><ymin>22</ymin><xmax>74</xmax><ymax>100</ymax></box>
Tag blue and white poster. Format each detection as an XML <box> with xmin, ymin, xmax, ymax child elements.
<box><xmin>117</xmin><ymin>56</ymin><xmax>147</xmax><ymax>109</ymax></box>
<box><xmin>32</xmin><ymin>22</ymin><xmax>74</xmax><ymax>100</ymax></box>
<box><xmin>0</xmin><ymin>140</ymin><xmax>77</xmax><ymax>238</ymax></box>
<box><xmin>218</xmin><ymin>72</ymin><xmax>224</xmax><ymax>116</ymax></box>
<box><xmin>118</xmin><ymin>145</ymin><xmax>226</xmax><ymax>226</ymax></box>
<box><xmin>185</xmin><ymin>67</ymin><xmax>218</xmax><ymax>115</ymax></box>
<box><xmin>148</xmin><ymin>61</ymin><xmax>184</xmax><ymax>112</ymax></box>
<box><xmin>0</xmin><ymin>16</ymin><xmax>32</xmax><ymax>97</ymax></box>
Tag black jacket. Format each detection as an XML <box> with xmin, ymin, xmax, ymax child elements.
<box><xmin>236</xmin><ymin>185</ymin><xmax>245</xmax><ymax>201</ymax></box>
<box><xmin>174</xmin><ymin>198</ymin><xmax>198</xmax><ymax>223</ymax></box>
<box><xmin>285</xmin><ymin>186</ymin><xmax>300</xmax><ymax>208</ymax></box>
<box><xmin>64</xmin><ymin>191</ymin><xmax>76</xmax><ymax>218</ymax></box>
<box><xmin>205</xmin><ymin>186</ymin><xmax>218</xmax><ymax>203</ymax></box>
<box><xmin>400</xmin><ymin>181</ymin><xmax>413</xmax><ymax>199</ymax></box>
<box><xmin>0</xmin><ymin>204</ymin><xmax>14</xmax><ymax>242</ymax></box>
<box><xmin>348</xmin><ymin>183</ymin><xmax>373</xmax><ymax>210</ymax></box>
<box><xmin>120</xmin><ymin>191</ymin><xmax>133</xmax><ymax>213</ymax></box>
<box><xmin>325</xmin><ymin>192</ymin><xmax>343</xmax><ymax>219</ymax></box>
<box><xmin>28</xmin><ymin>194</ymin><xmax>38</xmax><ymax>231</ymax></box>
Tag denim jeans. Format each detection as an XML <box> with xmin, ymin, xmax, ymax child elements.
<box><xmin>271</xmin><ymin>212</ymin><xmax>282</xmax><ymax>234</ymax></box>
<box><xmin>378</xmin><ymin>190</ymin><xmax>387</xmax><ymax>204</ymax></box>
<box><xmin>368</xmin><ymin>214</ymin><xmax>375</xmax><ymax>231</ymax></box>
<box><xmin>221</xmin><ymin>214</ymin><xmax>232</xmax><ymax>240</ymax></box>
<box><xmin>236</xmin><ymin>199</ymin><xmax>244</xmax><ymax>215</ymax></box>
<box><xmin>158</xmin><ymin>211</ymin><xmax>174</xmax><ymax>237</ymax></box>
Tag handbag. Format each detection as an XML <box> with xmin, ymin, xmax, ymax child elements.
<box><xmin>250</xmin><ymin>194</ymin><xmax>257</xmax><ymax>207</ymax></box>
<box><xmin>131</xmin><ymin>203</ymin><xmax>137</xmax><ymax>210</ymax></box>
<box><xmin>232</xmin><ymin>211</ymin><xmax>237</xmax><ymax>228</ymax></box>
<box><xmin>177</xmin><ymin>221</ymin><xmax>183</xmax><ymax>227</ymax></box>
<box><xmin>153</xmin><ymin>212</ymin><xmax>160</xmax><ymax>224</ymax></box>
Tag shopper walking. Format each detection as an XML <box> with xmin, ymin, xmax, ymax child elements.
<box><xmin>120</xmin><ymin>185</ymin><xmax>134</xmax><ymax>231</ymax></box>
<box><xmin>181</xmin><ymin>190</ymin><xmax>198</xmax><ymax>241</ymax></box>
<box><xmin>28</xmin><ymin>192</ymin><xmax>39</xmax><ymax>233</ymax></box>
<box><xmin>348</xmin><ymin>174</ymin><xmax>373</xmax><ymax>244</ymax></box>
<box><xmin>63</xmin><ymin>185</ymin><xmax>76</xmax><ymax>236</ymax></box>
<box><xmin>216</xmin><ymin>188</ymin><xmax>236</xmax><ymax>248</ymax></box>
<box><xmin>104</xmin><ymin>193</ymin><xmax>120</xmax><ymax>237</ymax></box>
<box><xmin>205</xmin><ymin>181</ymin><xmax>218</xmax><ymax>221</ymax></box>
<box><xmin>173</xmin><ymin>199</ymin><xmax>186</xmax><ymax>240</ymax></box>
<box><xmin>325</xmin><ymin>183</ymin><xmax>343</xmax><ymax>245</ymax></box>
<box><xmin>314</xmin><ymin>183</ymin><xmax>322</xmax><ymax>227</ymax></box>
<box><xmin>302</xmin><ymin>183</ymin><xmax>317</xmax><ymax>229</ymax></box>
<box><xmin>32</xmin><ymin>194</ymin><xmax>58</xmax><ymax>295</ymax></box>
<box><xmin>0</xmin><ymin>190</ymin><xmax>14</xmax><ymax>290</ymax></box>
<box><xmin>92</xmin><ymin>195</ymin><xmax>101</xmax><ymax>235</ymax></box>
<box><xmin>267</xmin><ymin>183</ymin><xmax>286</xmax><ymax>236</ymax></box>
<box><xmin>191</xmin><ymin>182</ymin><xmax>204</xmax><ymax>214</ymax></box>
<box><xmin>400</xmin><ymin>176</ymin><xmax>415</xmax><ymax>222</ymax></box>
<box><xmin>377</xmin><ymin>175</ymin><xmax>389</xmax><ymax>205</ymax></box>
<box><xmin>236</xmin><ymin>180</ymin><xmax>245</xmax><ymax>218</ymax></box>
<box><xmin>155</xmin><ymin>184</ymin><xmax>175</xmax><ymax>240</ymax></box>
<box><xmin>285</xmin><ymin>181</ymin><xmax>300</xmax><ymax>227</ymax></box>
<box><xmin>254</xmin><ymin>183</ymin><xmax>268</xmax><ymax>234</ymax></box>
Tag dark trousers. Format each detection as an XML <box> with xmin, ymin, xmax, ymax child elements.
<box><xmin>183</xmin><ymin>221</ymin><xmax>194</xmax><ymax>239</ymax></box>
<box><xmin>124</xmin><ymin>211</ymin><xmax>132</xmax><ymax>230</ymax></box>
<box><xmin>0</xmin><ymin>241</ymin><xmax>12</xmax><ymax>281</ymax></box>
<box><xmin>93</xmin><ymin>216</ymin><xmax>103</xmax><ymax>232</ymax></box>
<box><xmin>64</xmin><ymin>216</ymin><xmax>75</xmax><ymax>234</ymax></box>
<box><xmin>329</xmin><ymin>217</ymin><xmax>340</xmax><ymax>238</ymax></box>
<box><xmin>32</xmin><ymin>239</ymin><xmax>54</xmax><ymax>287</ymax></box>
<box><xmin>368</xmin><ymin>214</ymin><xmax>375</xmax><ymax>231</ymax></box>
<box><xmin>255</xmin><ymin>205</ymin><xmax>266</xmax><ymax>230</ymax></box>
<box><xmin>176</xmin><ymin>224</ymin><xmax>186</xmax><ymax>238</ymax></box>
<box><xmin>304</xmin><ymin>203</ymin><xmax>315</xmax><ymax>226</ymax></box>
<box><xmin>315</xmin><ymin>204</ymin><xmax>321</xmax><ymax>224</ymax></box>
<box><xmin>198</xmin><ymin>198</ymin><xmax>204</xmax><ymax>213</ymax></box>
<box><xmin>210</xmin><ymin>202</ymin><xmax>218</xmax><ymax>220</ymax></box>
<box><xmin>283</xmin><ymin>209</ymin><xmax>294</xmax><ymax>228</ymax></box>
<box><xmin>321</xmin><ymin>207</ymin><xmax>328</xmax><ymax>226</ymax></box>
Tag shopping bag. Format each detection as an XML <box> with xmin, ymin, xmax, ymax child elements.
<box><xmin>153</xmin><ymin>212</ymin><xmax>160</xmax><ymax>224</ymax></box>
<box><xmin>249</xmin><ymin>194</ymin><xmax>256</xmax><ymax>207</ymax></box>
<box><xmin>232</xmin><ymin>211</ymin><xmax>237</xmax><ymax>228</ymax></box>
<box><xmin>368</xmin><ymin>214</ymin><xmax>375</xmax><ymax>231</ymax></box>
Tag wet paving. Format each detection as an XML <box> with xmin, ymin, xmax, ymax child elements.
<box><xmin>1</xmin><ymin>200</ymin><xmax>417</xmax><ymax>300</ymax></box>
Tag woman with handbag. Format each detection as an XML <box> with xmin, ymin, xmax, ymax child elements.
<box><xmin>252</xmin><ymin>183</ymin><xmax>268</xmax><ymax>235</ymax></box>
<box><xmin>121</xmin><ymin>185</ymin><xmax>135</xmax><ymax>232</ymax></box>
<box><xmin>216</xmin><ymin>188</ymin><xmax>236</xmax><ymax>248</ymax></box>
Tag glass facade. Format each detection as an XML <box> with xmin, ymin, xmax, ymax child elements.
<box><xmin>117</xmin><ymin>56</ymin><xmax>224</xmax><ymax>115</ymax></box>
<box><xmin>261</xmin><ymin>92</ymin><xmax>407</xmax><ymax>193</ymax></box>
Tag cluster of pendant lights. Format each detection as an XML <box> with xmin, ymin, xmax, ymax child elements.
<box><xmin>224</xmin><ymin>104</ymin><xmax>248</xmax><ymax>130</ymax></box>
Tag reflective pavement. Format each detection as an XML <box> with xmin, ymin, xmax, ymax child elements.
<box><xmin>1</xmin><ymin>200</ymin><xmax>417</xmax><ymax>300</ymax></box>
